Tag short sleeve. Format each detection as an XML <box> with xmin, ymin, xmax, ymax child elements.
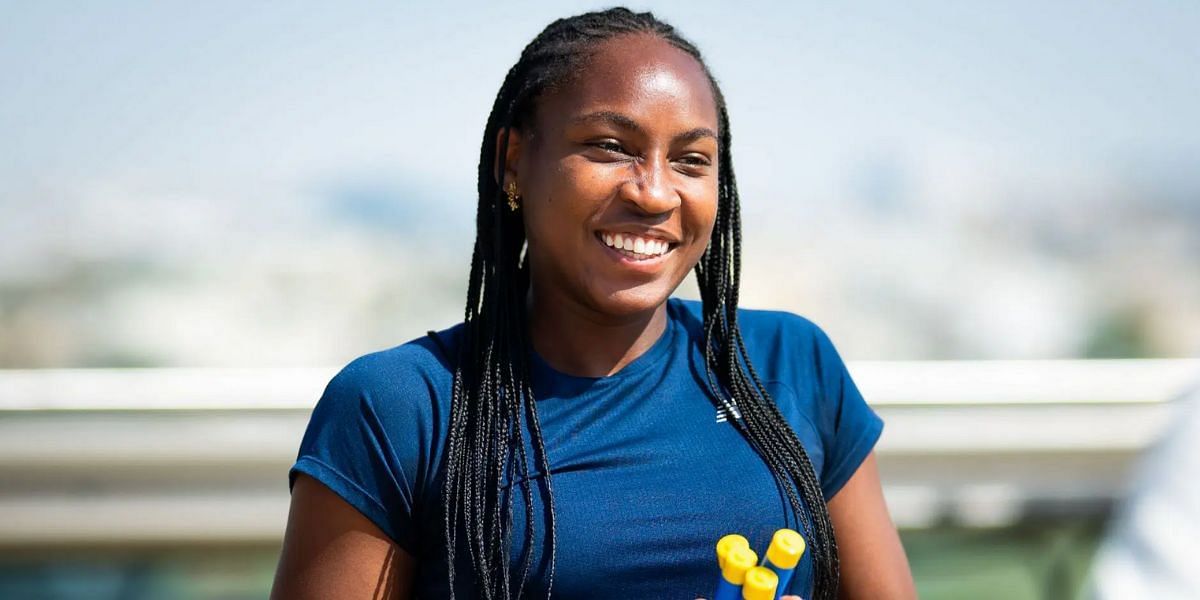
<box><xmin>810</xmin><ymin>325</ymin><xmax>884</xmax><ymax>500</ymax></box>
<box><xmin>288</xmin><ymin>351</ymin><xmax>428</xmax><ymax>554</ymax></box>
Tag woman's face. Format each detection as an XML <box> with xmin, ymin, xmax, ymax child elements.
<box><xmin>503</xmin><ymin>33</ymin><xmax>720</xmax><ymax>320</ymax></box>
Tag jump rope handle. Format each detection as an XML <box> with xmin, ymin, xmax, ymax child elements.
<box><xmin>713</xmin><ymin>529</ymin><xmax>805</xmax><ymax>600</ymax></box>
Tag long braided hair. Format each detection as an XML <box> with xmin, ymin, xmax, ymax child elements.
<box><xmin>443</xmin><ymin>7</ymin><xmax>840</xmax><ymax>599</ymax></box>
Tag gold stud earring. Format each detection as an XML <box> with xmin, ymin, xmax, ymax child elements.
<box><xmin>505</xmin><ymin>180</ymin><xmax>521</xmax><ymax>211</ymax></box>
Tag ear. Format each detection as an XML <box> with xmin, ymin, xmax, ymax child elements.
<box><xmin>493</xmin><ymin>126</ymin><xmax>526</xmax><ymax>190</ymax></box>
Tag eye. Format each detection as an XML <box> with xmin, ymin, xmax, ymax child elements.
<box><xmin>587</xmin><ymin>139</ymin><xmax>630</xmax><ymax>156</ymax></box>
<box><xmin>675</xmin><ymin>153</ymin><xmax>712</xmax><ymax>167</ymax></box>
<box><xmin>672</xmin><ymin>153</ymin><xmax>713</xmax><ymax>176</ymax></box>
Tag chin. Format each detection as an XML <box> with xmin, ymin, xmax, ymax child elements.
<box><xmin>588</xmin><ymin>281</ymin><xmax>677</xmax><ymax>318</ymax></box>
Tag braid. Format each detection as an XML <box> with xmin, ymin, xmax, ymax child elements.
<box><xmin>444</xmin><ymin>7</ymin><xmax>840</xmax><ymax>599</ymax></box>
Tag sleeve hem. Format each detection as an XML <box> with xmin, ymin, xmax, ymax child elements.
<box><xmin>289</xmin><ymin>456</ymin><xmax>418</xmax><ymax>554</ymax></box>
<box><xmin>820</xmin><ymin>416</ymin><xmax>884</xmax><ymax>500</ymax></box>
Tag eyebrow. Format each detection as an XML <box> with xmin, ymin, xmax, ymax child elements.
<box><xmin>571</xmin><ymin>110</ymin><xmax>718</xmax><ymax>144</ymax></box>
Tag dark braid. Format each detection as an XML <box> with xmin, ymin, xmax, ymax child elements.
<box><xmin>443</xmin><ymin>7</ymin><xmax>840</xmax><ymax>599</ymax></box>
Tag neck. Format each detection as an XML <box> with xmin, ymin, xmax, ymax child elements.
<box><xmin>527</xmin><ymin>286</ymin><xmax>669</xmax><ymax>378</ymax></box>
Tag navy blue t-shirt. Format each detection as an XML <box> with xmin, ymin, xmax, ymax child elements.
<box><xmin>289</xmin><ymin>298</ymin><xmax>883</xmax><ymax>599</ymax></box>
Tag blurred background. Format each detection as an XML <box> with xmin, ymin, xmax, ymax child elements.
<box><xmin>1</xmin><ymin>1</ymin><xmax>1198</xmax><ymax>598</ymax></box>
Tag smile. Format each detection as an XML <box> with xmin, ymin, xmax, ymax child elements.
<box><xmin>596</xmin><ymin>231</ymin><xmax>676</xmax><ymax>262</ymax></box>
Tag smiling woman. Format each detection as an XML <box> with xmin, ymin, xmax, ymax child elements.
<box><xmin>271</xmin><ymin>7</ymin><xmax>914</xmax><ymax>600</ymax></box>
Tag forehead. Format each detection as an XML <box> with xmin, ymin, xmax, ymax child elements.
<box><xmin>534</xmin><ymin>33</ymin><xmax>719</xmax><ymax>133</ymax></box>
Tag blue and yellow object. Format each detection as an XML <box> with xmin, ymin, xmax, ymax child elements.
<box><xmin>713</xmin><ymin>545</ymin><xmax>757</xmax><ymax>600</ymax></box>
<box><xmin>741</xmin><ymin>566</ymin><xmax>780</xmax><ymax>600</ymax></box>
<box><xmin>761</xmin><ymin>528</ymin><xmax>805</xmax><ymax>598</ymax></box>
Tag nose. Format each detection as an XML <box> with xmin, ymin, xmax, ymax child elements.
<box><xmin>620</xmin><ymin>155</ymin><xmax>681</xmax><ymax>215</ymax></box>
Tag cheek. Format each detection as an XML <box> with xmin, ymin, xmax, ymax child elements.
<box><xmin>553</xmin><ymin>156</ymin><xmax>618</xmax><ymax>197</ymax></box>
<box><xmin>686</xmin><ymin>183</ymin><xmax>720</xmax><ymax>241</ymax></box>
<box><xmin>522</xmin><ymin>161</ymin><xmax>605</xmax><ymax>246</ymax></box>
<box><xmin>534</xmin><ymin>154</ymin><xmax>616</xmax><ymax>208</ymax></box>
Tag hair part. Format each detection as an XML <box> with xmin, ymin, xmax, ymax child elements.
<box><xmin>442</xmin><ymin>7</ymin><xmax>840</xmax><ymax>599</ymax></box>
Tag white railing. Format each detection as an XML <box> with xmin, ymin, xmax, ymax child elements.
<box><xmin>0</xmin><ymin>359</ymin><xmax>1196</xmax><ymax>546</ymax></box>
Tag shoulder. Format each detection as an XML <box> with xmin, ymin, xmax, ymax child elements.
<box><xmin>738</xmin><ymin>305</ymin><xmax>847</xmax><ymax>398</ymax></box>
<box><xmin>318</xmin><ymin>322</ymin><xmax>464</xmax><ymax>417</ymax></box>
<box><xmin>670</xmin><ymin>298</ymin><xmax>851</xmax><ymax>401</ymax></box>
<box><xmin>736</xmin><ymin>304</ymin><xmax>829</xmax><ymax>347</ymax></box>
<box><xmin>670</xmin><ymin>297</ymin><xmax>835</xmax><ymax>360</ymax></box>
<box><xmin>670</xmin><ymin>297</ymin><xmax>825</xmax><ymax>339</ymax></box>
<box><xmin>291</xmin><ymin>326</ymin><xmax>465</xmax><ymax>549</ymax></box>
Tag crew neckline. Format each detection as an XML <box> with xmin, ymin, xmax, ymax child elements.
<box><xmin>529</xmin><ymin>299</ymin><xmax>681</xmax><ymax>394</ymax></box>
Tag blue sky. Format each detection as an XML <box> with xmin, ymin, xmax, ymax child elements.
<box><xmin>2</xmin><ymin>1</ymin><xmax>1198</xmax><ymax>363</ymax></box>
<box><xmin>2</xmin><ymin>1</ymin><xmax>1197</xmax><ymax>226</ymax></box>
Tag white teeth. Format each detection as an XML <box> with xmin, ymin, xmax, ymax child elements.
<box><xmin>601</xmin><ymin>232</ymin><xmax>672</xmax><ymax>257</ymax></box>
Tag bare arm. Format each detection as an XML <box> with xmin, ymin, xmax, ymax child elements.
<box><xmin>271</xmin><ymin>473</ymin><xmax>416</xmax><ymax>600</ymax></box>
<box><xmin>826</xmin><ymin>451</ymin><xmax>916</xmax><ymax>599</ymax></box>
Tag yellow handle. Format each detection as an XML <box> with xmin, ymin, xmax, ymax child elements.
<box><xmin>716</xmin><ymin>533</ymin><xmax>750</xmax><ymax>569</ymax></box>
<box><xmin>765</xmin><ymin>528</ymin><xmax>806</xmax><ymax>569</ymax></box>
<box><xmin>742</xmin><ymin>566</ymin><xmax>779</xmax><ymax>600</ymax></box>
<box><xmin>720</xmin><ymin>546</ymin><xmax>758</xmax><ymax>585</ymax></box>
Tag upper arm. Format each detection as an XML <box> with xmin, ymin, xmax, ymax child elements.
<box><xmin>271</xmin><ymin>473</ymin><xmax>416</xmax><ymax>600</ymax></box>
<box><xmin>827</xmin><ymin>452</ymin><xmax>916</xmax><ymax>600</ymax></box>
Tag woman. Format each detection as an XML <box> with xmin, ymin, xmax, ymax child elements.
<box><xmin>272</xmin><ymin>7</ymin><xmax>914</xmax><ymax>600</ymax></box>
